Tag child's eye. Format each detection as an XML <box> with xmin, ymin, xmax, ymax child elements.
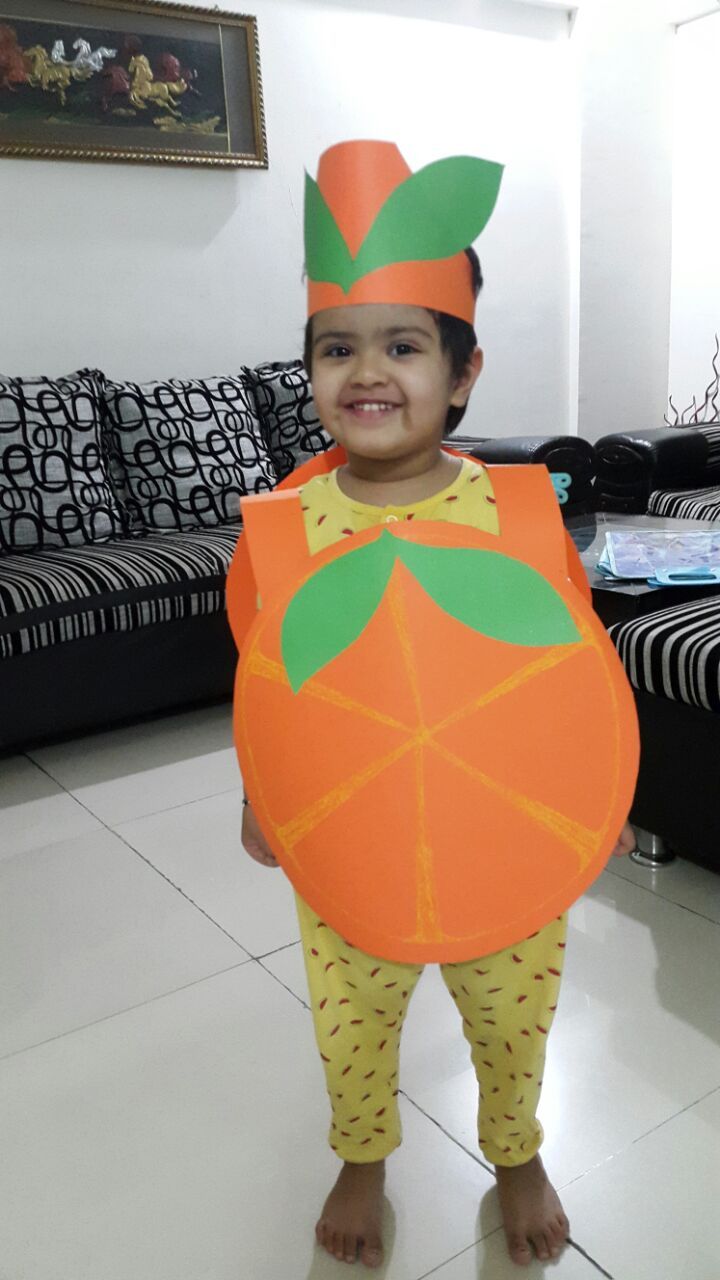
<box><xmin>390</xmin><ymin>341</ymin><xmax>419</xmax><ymax>357</ymax></box>
<box><xmin>319</xmin><ymin>343</ymin><xmax>352</xmax><ymax>359</ymax></box>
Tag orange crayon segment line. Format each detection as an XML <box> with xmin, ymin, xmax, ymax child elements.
<box><xmin>431</xmin><ymin>640</ymin><xmax>589</xmax><ymax>737</ymax></box>
<box><xmin>386</xmin><ymin>569</ymin><xmax>426</xmax><ymax>729</ymax></box>
<box><xmin>429</xmin><ymin>740</ymin><xmax>598</xmax><ymax>869</ymax></box>
<box><xmin>278</xmin><ymin>738</ymin><xmax>417</xmax><ymax>850</ymax></box>
<box><xmin>412</xmin><ymin>745</ymin><xmax>443</xmax><ymax>943</ymax></box>
<box><xmin>247</xmin><ymin>648</ymin><xmax>413</xmax><ymax>734</ymax></box>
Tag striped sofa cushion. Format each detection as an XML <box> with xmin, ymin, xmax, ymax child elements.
<box><xmin>0</xmin><ymin>525</ymin><xmax>241</xmax><ymax>660</ymax></box>
<box><xmin>609</xmin><ymin>596</ymin><xmax>720</xmax><ymax>713</ymax></box>
<box><xmin>647</xmin><ymin>485</ymin><xmax>720</xmax><ymax>521</ymax></box>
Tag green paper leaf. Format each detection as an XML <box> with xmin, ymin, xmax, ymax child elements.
<box><xmin>353</xmin><ymin>156</ymin><xmax>504</xmax><ymax>281</ymax></box>
<box><xmin>304</xmin><ymin>157</ymin><xmax>504</xmax><ymax>293</ymax></box>
<box><xmin>395</xmin><ymin>542</ymin><xmax>581</xmax><ymax>647</ymax></box>
<box><xmin>281</xmin><ymin>534</ymin><xmax>579</xmax><ymax>696</ymax></box>
<box><xmin>304</xmin><ymin>172</ymin><xmax>355</xmax><ymax>292</ymax></box>
<box><xmin>282</xmin><ymin>533</ymin><xmax>396</xmax><ymax>693</ymax></box>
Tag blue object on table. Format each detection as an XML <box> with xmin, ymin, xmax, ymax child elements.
<box><xmin>648</xmin><ymin>567</ymin><xmax>720</xmax><ymax>587</ymax></box>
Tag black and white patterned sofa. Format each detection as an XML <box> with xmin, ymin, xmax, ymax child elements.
<box><xmin>0</xmin><ymin>363</ymin><xmax>329</xmax><ymax>750</ymax></box>
<box><xmin>0</xmin><ymin>364</ymin><xmax>599</xmax><ymax>751</ymax></box>
<box><xmin>609</xmin><ymin>596</ymin><xmax>720</xmax><ymax>871</ymax></box>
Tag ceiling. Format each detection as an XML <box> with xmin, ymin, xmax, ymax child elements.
<box><xmin>514</xmin><ymin>0</ymin><xmax>719</xmax><ymax>23</ymax></box>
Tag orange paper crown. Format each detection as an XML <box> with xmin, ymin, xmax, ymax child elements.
<box><xmin>305</xmin><ymin>140</ymin><xmax>504</xmax><ymax>324</ymax></box>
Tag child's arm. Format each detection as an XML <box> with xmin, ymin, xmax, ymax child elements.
<box><xmin>610</xmin><ymin>820</ymin><xmax>637</xmax><ymax>858</ymax></box>
<box><xmin>241</xmin><ymin>800</ymin><xmax>279</xmax><ymax>868</ymax></box>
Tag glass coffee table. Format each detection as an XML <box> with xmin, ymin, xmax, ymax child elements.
<box><xmin>565</xmin><ymin>510</ymin><xmax>720</xmax><ymax>626</ymax></box>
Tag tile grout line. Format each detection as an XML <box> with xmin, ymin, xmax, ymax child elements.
<box><xmin>111</xmin><ymin>823</ymin><xmax>253</xmax><ymax>951</ymax></box>
<box><xmin>414</xmin><ymin>1234</ymin><xmax>501</xmax><ymax>1279</ymax></box>
<box><xmin>403</xmin><ymin>1093</ymin><xmax>619</xmax><ymax>1278</ymax></box>
<box><xmin>110</xmin><ymin>783</ymin><xmax>241</xmax><ymax>826</ymax></box>
<box><xmin>256</xmin><ymin>955</ymin><xmax>311</xmax><ymax>1011</ymax></box>
<box><xmin>12</xmin><ymin>755</ymin><xmax>315</xmax><ymax>1052</ymax></box>
<box><xmin>25</xmin><ymin>751</ymin><xmax>242</xmax><ymax>827</ymax></box>
<box><xmin>401</xmin><ymin>1090</ymin><xmax>494</xmax><ymax>1176</ymax></box>
<box><xmin>603</xmin><ymin>863</ymin><xmax>720</xmax><ymax>928</ymax></box>
<box><xmin>628</xmin><ymin>1080</ymin><xmax>720</xmax><ymax>1148</ymax></box>
<box><xmin>414</xmin><ymin>1233</ymin><xmax>616</xmax><ymax>1280</ymax></box>
<box><xmin>0</xmin><ymin>957</ymin><xmax>252</xmax><ymax>1064</ymax></box>
<box><xmin>22</xmin><ymin>755</ymin><xmax>249</xmax><ymax>953</ymax></box>
<box><xmin>29</xmin><ymin>755</ymin><xmax>313</xmax><ymax>976</ymax></box>
<box><xmin>25</xmin><ymin>757</ymin><xmax>291</xmax><ymax>961</ymax></box>
<box><xmin>541</xmin><ymin>1082</ymin><xmax>720</xmax><ymax>1200</ymax></box>
<box><xmin>255</xmin><ymin>938</ymin><xmax>303</xmax><ymax>961</ymax></box>
<box><xmin>567</xmin><ymin>1237</ymin><xmax>616</xmax><ymax>1278</ymax></box>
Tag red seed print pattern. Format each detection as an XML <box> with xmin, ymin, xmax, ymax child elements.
<box><xmin>301</xmin><ymin>900</ymin><xmax>565</xmax><ymax>1163</ymax></box>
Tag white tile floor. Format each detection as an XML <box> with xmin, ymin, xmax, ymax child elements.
<box><xmin>1</xmin><ymin>702</ymin><xmax>719</xmax><ymax>1280</ymax></box>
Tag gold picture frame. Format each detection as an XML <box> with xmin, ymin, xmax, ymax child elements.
<box><xmin>0</xmin><ymin>0</ymin><xmax>267</xmax><ymax>167</ymax></box>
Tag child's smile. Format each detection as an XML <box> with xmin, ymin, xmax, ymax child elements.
<box><xmin>340</xmin><ymin>397</ymin><xmax>402</xmax><ymax>423</ymax></box>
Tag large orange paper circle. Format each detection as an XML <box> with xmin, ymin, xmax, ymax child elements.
<box><xmin>234</xmin><ymin>520</ymin><xmax>638</xmax><ymax>963</ymax></box>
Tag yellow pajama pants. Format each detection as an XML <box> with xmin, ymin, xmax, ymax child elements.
<box><xmin>296</xmin><ymin>895</ymin><xmax>567</xmax><ymax>1168</ymax></box>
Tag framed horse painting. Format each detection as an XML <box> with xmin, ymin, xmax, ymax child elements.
<box><xmin>0</xmin><ymin>0</ymin><xmax>267</xmax><ymax>166</ymax></box>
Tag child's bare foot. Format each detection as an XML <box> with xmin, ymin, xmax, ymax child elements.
<box><xmin>495</xmin><ymin>1155</ymin><xmax>570</xmax><ymax>1266</ymax></box>
<box><xmin>315</xmin><ymin>1159</ymin><xmax>385</xmax><ymax>1267</ymax></box>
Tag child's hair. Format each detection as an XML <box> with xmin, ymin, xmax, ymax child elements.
<box><xmin>303</xmin><ymin>248</ymin><xmax>483</xmax><ymax>436</ymax></box>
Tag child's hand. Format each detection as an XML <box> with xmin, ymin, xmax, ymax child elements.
<box><xmin>241</xmin><ymin>801</ymin><xmax>279</xmax><ymax>868</ymax></box>
<box><xmin>609</xmin><ymin>820</ymin><xmax>636</xmax><ymax>859</ymax></box>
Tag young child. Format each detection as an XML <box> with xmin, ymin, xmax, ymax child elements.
<box><xmin>239</xmin><ymin>142</ymin><xmax>636</xmax><ymax>1270</ymax></box>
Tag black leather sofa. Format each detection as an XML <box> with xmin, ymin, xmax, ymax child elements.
<box><xmin>594</xmin><ymin>423</ymin><xmax>720</xmax><ymax>515</ymax></box>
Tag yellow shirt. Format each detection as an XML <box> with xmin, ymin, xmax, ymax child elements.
<box><xmin>299</xmin><ymin>457</ymin><xmax>499</xmax><ymax>554</ymax></box>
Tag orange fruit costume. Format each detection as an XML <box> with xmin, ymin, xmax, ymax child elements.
<box><xmin>228</xmin><ymin>141</ymin><xmax>639</xmax><ymax>965</ymax></box>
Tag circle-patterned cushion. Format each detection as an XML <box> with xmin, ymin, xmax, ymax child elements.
<box><xmin>0</xmin><ymin>369</ymin><xmax>124</xmax><ymax>553</ymax></box>
<box><xmin>104</xmin><ymin>375</ymin><xmax>277</xmax><ymax>533</ymax></box>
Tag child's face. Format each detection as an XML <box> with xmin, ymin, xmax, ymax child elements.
<box><xmin>309</xmin><ymin>303</ymin><xmax>482</xmax><ymax>464</ymax></box>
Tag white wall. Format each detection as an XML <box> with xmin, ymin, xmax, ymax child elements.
<box><xmin>0</xmin><ymin>0</ymin><xmax>574</xmax><ymax>437</ymax></box>
<box><xmin>571</xmin><ymin>0</ymin><xmax>675</xmax><ymax>441</ymax></box>
<box><xmin>667</xmin><ymin>12</ymin><xmax>720</xmax><ymax>422</ymax></box>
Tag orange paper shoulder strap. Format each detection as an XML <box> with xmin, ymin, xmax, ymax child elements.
<box><xmin>487</xmin><ymin>465</ymin><xmax>568</xmax><ymax>582</ymax></box>
<box><xmin>239</xmin><ymin>490</ymin><xmax>311</xmax><ymax>604</ymax></box>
